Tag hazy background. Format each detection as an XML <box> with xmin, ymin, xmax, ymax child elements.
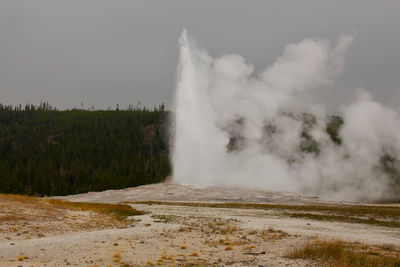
<box><xmin>0</xmin><ymin>0</ymin><xmax>399</xmax><ymax>110</ymax></box>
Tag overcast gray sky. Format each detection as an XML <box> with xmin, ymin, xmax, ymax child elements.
<box><xmin>0</xmin><ymin>0</ymin><xmax>399</xmax><ymax>110</ymax></box>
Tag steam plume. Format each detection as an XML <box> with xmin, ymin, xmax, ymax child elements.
<box><xmin>172</xmin><ymin>30</ymin><xmax>400</xmax><ymax>201</ymax></box>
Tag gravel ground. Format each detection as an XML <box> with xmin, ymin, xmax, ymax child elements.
<box><xmin>1</xmin><ymin>182</ymin><xmax>399</xmax><ymax>266</ymax></box>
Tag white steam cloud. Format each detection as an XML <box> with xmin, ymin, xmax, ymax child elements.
<box><xmin>172</xmin><ymin>30</ymin><xmax>400</xmax><ymax>201</ymax></box>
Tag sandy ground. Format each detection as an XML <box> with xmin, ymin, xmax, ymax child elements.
<box><xmin>0</xmin><ymin>182</ymin><xmax>399</xmax><ymax>266</ymax></box>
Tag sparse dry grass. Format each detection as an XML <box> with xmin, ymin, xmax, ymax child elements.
<box><xmin>46</xmin><ymin>199</ymin><xmax>144</xmax><ymax>220</ymax></box>
<box><xmin>0</xmin><ymin>194</ymin><xmax>146</xmax><ymax>242</ymax></box>
<box><xmin>113</xmin><ymin>252</ymin><xmax>121</xmax><ymax>258</ymax></box>
<box><xmin>0</xmin><ymin>194</ymin><xmax>144</xmax><ymax>222</ymax></box>
<box><xmin>130</xmin><ymin>200</ymin><xmax>400</xmax><ymax>216</ymax></box>
<box><xmin>285</xmin><ymin>212</ymin><xmax>400</xmax><ymax>228</ymax></box>
<box><xmin>0</xmin><ymin>215</ymin><xmax>27</xmax><ymax>223</ymax></box>
<box><xmin>151</xmin><ymin>214</ymin><xmax>181</xmax><ymax>223</ymax></box>
<box><xmin>0</xmin><ymin>193</ymin><xmax>42</xmax><ymax>201</ymax></box>
<box><xmin>204</xmin><ymin>236</ymin><xmax>247</xmax><ymax>248</ymax></box>
<box><xmin>220</xmin><ymin>223</ymin><xmax>240</xmax><ymax>235</ymax></box>
<box><xmin>0</xmin><ymin>194</ymin><xmax>62</xmax><ymax>224</ymax></box>
<box><xmin>17</xmin><ymin>255</ymin><xmax>25</xmax><ymax>261</ymax></box>
<box><xmin>130</xmin><ymin>201</ymin><xmax>400</xmax><ymax>228</ymax></box>
<box><xmin>259</xmin><ymin>227</ymin><xmax>289</xmax><ymax>241</ymax></box>
<box><xmin>286</xmin><ymin>239</ymin><xmax>400</xmax><ymax>267</ymax></box>
<box><xmin>205</xmin><ymin>219</ymin><xmax>240</xmax><ymax>235</ymax></box>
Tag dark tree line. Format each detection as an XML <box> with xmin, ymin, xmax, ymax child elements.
<box><xmin>1</xmin><ymin>102</ymin><xmax>398</xmax><ymax>198</ymax></box>
<box><xmin>0</xmin><ymin>103</ymin><xmax>171</xmax><ymax>196</ymax></box>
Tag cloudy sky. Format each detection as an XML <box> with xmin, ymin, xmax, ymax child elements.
<box><xmin>0</xmin><ymin>0</ymin><xmax>399</xmax><ymax>110</ymax></box>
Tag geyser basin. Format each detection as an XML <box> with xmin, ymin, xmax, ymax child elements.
<box><xmin>172</xmin><ymin>30</ymin><xmax>400</xmax><ymax>202</ymax></box>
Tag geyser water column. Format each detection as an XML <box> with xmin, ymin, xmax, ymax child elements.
<box><xmin>173</xmin><ymin>30</ymin><xmax>228</xmax><ymax>186</ymax></box>
<box><xmin>172</xmin><ymin>30</ymin><xmax>400</xmax><ymax>201</ymax></box>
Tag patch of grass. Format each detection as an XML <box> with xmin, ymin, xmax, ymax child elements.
<box><xmin>181</xmin><ymin>259</ymin><xmax>209</xmax><ymax>266</ymax></box>
<box><xmin>17</xmin><ymin>255</ymin><xmax>26</xmax><ymax>261</ymax></box>
<box><xmin>129</xmin><ymin>201</ymin><xmax>400</xmax><ymax>228</ymax></box>
<box><xmin>0</xmin><ymin>193</ymin><xmax>37</xmax><ymax>202</ymax></box>
<box><xmin>207</xmin><ymin>237</ymin><xmax>245</xmax><ymax>248</ymax></box>
<box><xmin>286</xmin><ymin>239</ymin><xmax>400</xmax><ymax>267</ymax></box>
<box><xmin>46</xmin><ymin>199</ymin><xmax>144</xmax><ymax>220</ymax></box>
<box><xmin>0</xmin><ymin>193</ymin><xmax>145</xmax><ymax>228</ymax></box>
<box><xmin>131</xmin><ymin>200</ymin><xmax>400</xmax><ymax>217</ymax></box>
<box><xmin>178</xmin><ymin>225</ymin><xmax>194</xmax><ymax>232</ymax></box>
<box><xmin>0</xmin><ymin>215</ymin><xmax>27</xmax><ymax>223</ymax></box>
<box><xmin>259</xmin><ymin>227</ymin><xmax>289</xmax><ymax>241</ymax></box>
<box><xmin>0</xmin><ymin>194</ymin><xmax>60</xmax><ymax>223</ymax></box>
<box><xmin>113</xmin><ymin>252</ymin><xmax>121</xmax><ymax>259</ymax></box>
<box><xmin>220</xmin><ymin>223</ymin><xmax>240</xmax><ymax>235</ymax></box>
<box><xmin>285</xmin><ymin>212</ymin><xmax>400</xmax><ymax>228</ymax></box>
<box><xmin>205</xmin><ymin>219</ymin><xmax>240</xmax><ymax>235</ymax></box>
<box><xmin>112</xmin><ymin>252</ymin><xmax>122</xmax><ymax>263</ymax></box>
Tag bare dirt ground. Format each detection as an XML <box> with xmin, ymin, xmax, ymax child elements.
<box><xmin>51</xmin><ymin>182</ymin><xmax>334</xmax><ymax>204</ymax></box>
<box><xmin>0</xmin><ymin>182</ymin><xmax>399</xmax><ymax>266</ymax></box>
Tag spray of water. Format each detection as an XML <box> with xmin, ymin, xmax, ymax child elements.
<box><xmin>172</xmin><ymin>30</ymin><xmax>400</xmax><ymax>201</ymax></box>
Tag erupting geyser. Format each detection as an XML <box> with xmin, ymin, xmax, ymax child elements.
<box><xmin>172</xmin><ymin>30</ymin><xmax>400</xmax><ymax>201</ymax></box>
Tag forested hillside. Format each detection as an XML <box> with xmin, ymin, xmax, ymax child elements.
<box><xmin>0</xmin><ymin>103</ymin><xmax>398</xmax><ymax>199</ymax></box>
<box><xmin>0</xmin><ymin>103</ymin><xmax>170</xmax><ymax>196</ymax></box>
